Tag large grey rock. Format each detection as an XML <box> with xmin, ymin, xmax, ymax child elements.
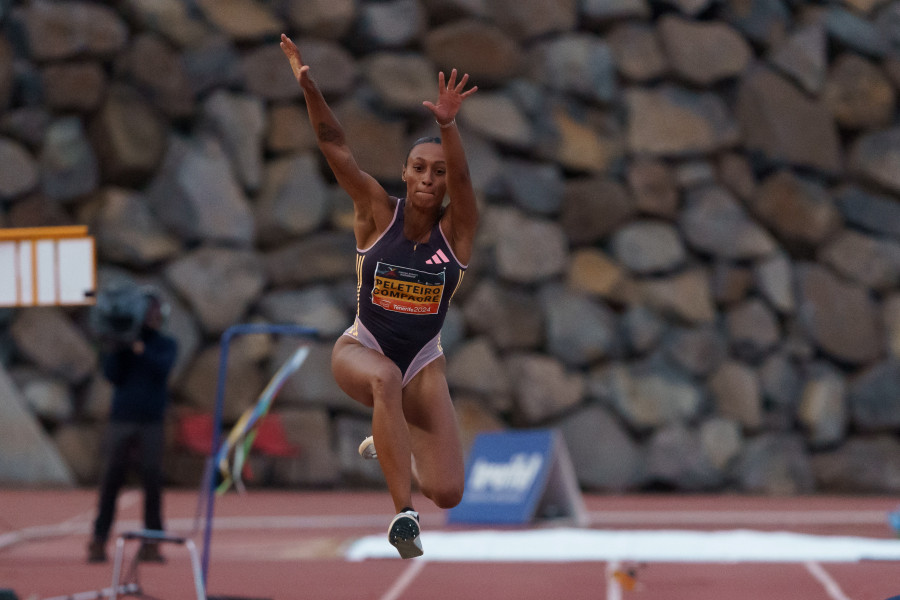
<box><xmin>797</xmin><ymin>363</ymin><xmax>847</xmax><ymax>448</ymax></box>
<box><xmin>201</xmin><ymin>90</ymin><xmax>266</xmax><ymax>193</ymax></box>
<box><xmin>239</xmin><ymin>44</ymin><xmax>302</xmax><ymax>102</ymax></box>
<box><xmin>446</xmin><ymin>337</ymin><xmax>511</xmax><ymax>411</ymax></box>
<box><xmin>726</xmin><ymin>299</ymin><xmax>781</xmax><ymax>361</ymax></box>
<box><xmin>560</xmin><ymin>177</ymin><xmax>635</xmax><ymax>245</ymax></box>
<box><xmin>14</xmin><ymin>0</ymin><xmax>128</xmax><ymax>61</ymax></box>
<box><xmin>254</xmin><ymin>153</ymin><xmax>331</xmax><ymax>246</ymax></box>
<box><xmin>0</xmin><ymin>36</ymin><xmax>12</xmax><ymax>110</ymax></box>
<box><xmin>627</xmin><ymin>158</ymin><xmax>678</xmax><ymax>218</ymax></box>
<box><xmin>39</xmin><ymin>117</ymin><xmax>99</xmax><ymax>203</ymax></box>
<box><xmin>461</xmin><ymin>280</ymin><xmax>543</xmax><ymax>351</ymax></box>
<box><xmin>196</xmin><ymin>0</ymin><xmax>283</xmax><ymax>41</ymax></box>
<box><xmin>10</xmin><ymin>308</ymin><xmax>96</xmax><ymax>385</ymax></box>
<box><xmin>849</xmin><ymin>127</ymin><xmax>900</xmax><ymax>195</ymax></box>
<box><xmin>423</xmin><ymin>21</ymin><xmax>521</xmax><ymax>86</ymax></box>
<box><xmin>361</xmin><ymin>53</ymin><xmax>436</xmax><ymax>114</ymax></box>
<box><xmin>283</xmin><ymin>0</ymin><xmax>356</xmax><ymax>39</ymax></box>
<box><xmin>607</xmin><ymin>23</ymin><xmax>666</xmax><ymax>82</ymax></box>
<box><xmin>165</xmin><ymin>246</ymin><xmax>267</xmax><ymax>335</ymax></box>
<box><xmin>812</xmin><ymin>435</ymin><xmax>900</xmax><ymax>493</ymax></box>
<box><xmin>567</xmin><ymin>248</ymin><xmax>631</xmax><ymax>301</ymax></box>
<box><xmin>539</xmin><ymin>285</ymin><xmax>620</xmax><ymax>367</ymax></box>
<box><xmin>708</xmin><ymin>360</ymin><xmax>763</xmax><ymax>431</ymax></box>
<box><xmin>486</xmin><ymin>0</ymin><xmax>577</xmax><ymax>41</ymax></box>
<box><xmin>114</xmin><ymin>33</ymin><xmax>194</xmax><ymax>119</ymax></box>
<box><xmin>556</xmin><ymin>404</ymin><xmax>645</xmax><ymax>492</ymax></box>
<box><xmin>120</xmin><ymin>0</ymin><xmax>210</xmax><ymax>48</ymax></box>
<box><xmin>752</xmin><ymin>171</ymin><xmax>843</xmax><ymax>248</ymax></box>
<box><xmin>736</xmin><ymin>433</ymin><xmax>815</xmax><ymax>495</ymax></box>
<box><xmin>627</xmin><ymin>86</ymin><xmax>740</xmax><ymax>157</ymax></box>
<box><xmin>177</xmin><ymin>335</ymin><xmax>269</xmax><ymax>421</ymax></box>
<box><xmin>273</xmin><ymin>340</ymin><xmax>358</xmax><ymax>411</ymax></box>
<box><xmin>333</xmin><ymin>98</ymin><xmax>407</xmax><ymax>182</ymax></box>
<box><xmin>0</xmin><ymin>137</ymin><xmax>38</xmax><ymax>200</ymax></box>
<box><xmin>355</xmin><ymin>0</ymin><xmax>426</xmax><ymax>49</ymax></box>
<box><xmin>795</xmin><ymin>263</ymin><xmax>883</xmax><ymax>365</ymax></box>
<box><xmin>91</xmin><ymin>187</ymin><xmax>181</xmax><ymax>268</ymax></box>
<box><xmin>646</xmin><ymin>425</ymin><xmax>725</xmax><ymax>490</ymax></box>
<box><xmin>592</xmin><ymin>359</ymin><xmax>703</xmax><ymax>431</ymax></box>
<box><xmin>88</xmin><ymin>84</ymin><xmax>168</xmax><ymax>187</ymax></box>
<box><xmin>0</xmin><ymin>365</ymin><xmax>75</xmax><ymax>486</ymax></box>
<box><xmin>699</xmin><ymin>417</ymin><xmax>743</xmax><ymax>471</ymax></box>
<box><xmin>582</xmin><ymin>0</ymin><xmax>650</xmax><ymax>23</ymax></box>
<box><xmin>637</xmin><ymin>269</ymin><xmax>717</xmax><ymax>324</ymax></box>
<box><xmin>662</xmin><ymin>325</ymin><xmax>727</xmax><ymax>377</ymax></box>
<box><xmin>498</xmin><ymin>158</ymin><xmax>564</xmax><ymax>215</ymax></box>
<box><xmin>834</xmin><ymin>185</ymin><xmax>900</xmax><ymax>240</ymax></box>
<box><xmin>767</xmin><ymin>22</ymin><xmax>827</xmax><ymax>95</ymax></box>
<box><xmin>53</xmin><ymin>422</ymin><xmax>103</xmax><ymax>484</ymax></box>
<box><xmin>41</xmin><ymin>61</ymin><xmax>106</xmax><ymax>112</ymax></box>
<box><xmin>611</xmin><ymin>220</ymin><xmax>686</xmax><ymax>275</ymax></box>
<box><xmin>529</xmin><ymin>34</ymin><xmax>617</xmax><ymax>103</ymax></box>
<box><xmin>181</xmin><ymin>35</ymin><xmax>243</xmax><ymax>96</ymax></box>
<box><xmin>680</xmin><ymin>185</ymin><xmax>777</xmax><ymax>260</ymax></box>
<box><xmin>848</xmin><ymin>359</ymin><xmax>900</xmax><ymax>432</ymax></box>
<box><xmin>819</xmin><ymin>230</ymin><xmax>900</xmax><ymax>291</ymax></box>
<box><xmin>505</xmin><ymin>353</ymin><xmax>584</xmax><ymax>424</ymax></box>
<box><xmin>824</xmin><ymin>6</ymin><xmax>890</xmax><ymax>58</ymax></box>
<box><xmin>823</xmin><ymin>53</ymin><xmax>895</xmax><ymax>131</ymax></box>
<box><xmin>754</xmin><ymin>252</ymin><xmax>795</xmax><ymax>314</ymax></box>
<box><xmin>658</xmin><ymin>16</ymin><xmax>752</xmax><ymax>86</ymax></box>
<box><xmin>146</xmin><ymin>135</ymin><xmax>255</xmax><ymax>246</ymax></box>
<box><xmin>269</xmin><ymin>408</ymin><xmax>340</xmax><ymax>487</ymax></box>
<box><xmin>721</xmin><ymin>0</ymin><xmax>790</xmax><ymax>46</ymax></box>
<box><xmin>492</xmin><ymin>208</ymin><xmax>568</xmax><ymax>283</ymax></box>
<box><xmin>461</xmin><ymin>92</ymin><xmax>533</xmax><ymax>150</ymax></box>
<box><xmin>256</xmin><ymin>287</ymin><xmax>347</xmax><ymax>339</ymax></box>
<box><xmin>736</xmin><ymin>66</ymin><xmax>842</xmax><ymax>174</ymax></box>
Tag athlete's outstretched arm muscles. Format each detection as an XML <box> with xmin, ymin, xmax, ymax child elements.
<box><xmin>423</xmin><ymin>70</ymin><xmax>479</xmax><ymax>265</ymax></box>
<box><xmin>280</xmin><ymin>34</ymin><xmax>393</xmax><ymax>244</ymax></box>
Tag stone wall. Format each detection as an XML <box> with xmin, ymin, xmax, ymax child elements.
<box><xmin>2</xmin><ymin>0</ymin><xmax>900</xmax><ymax>494</ymax></box>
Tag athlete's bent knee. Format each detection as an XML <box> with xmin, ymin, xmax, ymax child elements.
<box><xmin>369</xmin><ymin>363</ymin><xmax>402</xmax><ymax>398</ymax></box>
<box><xmin>426</xmin><ymin>485</ymin><xmax>463</xmax><ymax>509</ymax></box>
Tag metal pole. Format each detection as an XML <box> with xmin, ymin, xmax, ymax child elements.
<box><xmin>199</xmin><ymin>324</ymin><xmax>317</xmax><ymax>586</ymax></box>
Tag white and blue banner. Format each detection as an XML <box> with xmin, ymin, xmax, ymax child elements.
<box><xmin>447</xmin><ymin>429</ymin><xmax>586</xmax><ymax>526</ymax></box>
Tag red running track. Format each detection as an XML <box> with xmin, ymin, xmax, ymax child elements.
<box><xmin>1</xmin><ymin>489</ymin><xmax>899</xmax><ymax>600</ymax></box>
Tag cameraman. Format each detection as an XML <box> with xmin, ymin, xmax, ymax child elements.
<box><xmin>87</xmin><ymin>290</ymin><xmax>178</xmax><ymax>563</ymax></box>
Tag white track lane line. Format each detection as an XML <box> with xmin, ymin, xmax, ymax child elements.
<box><xmin>379</xmin><ymin>558</ymin><xmax>427</xmax><ymax>600</ymax></box>
<box><xmin>588</xmin><ymin>510</ymin><xmax>889</xmax><ymax>526</ymax></box>
<box><xmin>0</xmin><ymin>490</ymin><xmax>140</xmax><ymax>550</ymax></box>
<box><xmin>804</xmin><ymin>561</ymin><xmax>853</xmax><ymax>600</ymax></box>
<box><xmin>606</xmin><ymin>561</ymin><xmax>622</xmax><ymax>600</ymax></box>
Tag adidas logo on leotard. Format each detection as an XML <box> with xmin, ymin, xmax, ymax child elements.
<box><xmin>426</xmin><ymin>249</ymin><xmax>450</xmax><ymax>265</ymax></box>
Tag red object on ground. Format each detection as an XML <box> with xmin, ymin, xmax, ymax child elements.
<box><xmin>175</xmin><ymin>412</ymin><xmax>299</xmax><ymax>458</ymax></box>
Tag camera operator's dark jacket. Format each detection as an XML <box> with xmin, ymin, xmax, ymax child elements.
<box><xmin>102</xmin><ymin>328</ymin><xmax>178</xmax><ymax>423</ymax></box>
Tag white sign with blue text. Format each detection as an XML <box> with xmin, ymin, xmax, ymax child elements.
<box><xmin>448</xmin><ymin>429</ymin><xmax>587</xmax><ymax>526</ymax></box>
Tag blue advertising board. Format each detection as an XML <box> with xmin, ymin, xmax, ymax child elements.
<box><xmin>447</xmin><ymin>429</ymin><xmax>586</xmax><ymax>526</ymax></box>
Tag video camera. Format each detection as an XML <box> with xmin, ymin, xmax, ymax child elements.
<box><xmin>88</xmin><ymin>284</ymin><xmax>165</xmax><ymax>345</ymax></box>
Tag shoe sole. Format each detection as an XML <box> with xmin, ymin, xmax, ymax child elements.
<box><xmin>358</xmin><ymin>436</ymin><xmax>377</xmax><ymax>460</ymax></box>
<box><xmin>388</xmin><ymin>514</ymin><xmax>423</xmax><ymax>559</ymax></box>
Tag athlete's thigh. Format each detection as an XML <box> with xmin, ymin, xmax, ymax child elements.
<box><xmin>331</xmin><ymin>335</ymin><xmax>402</xmax><ymax>408</ymax></box>
<box><xmin>402</xmin><ymin>358</ymin><xmax>464</xmax><ymax>488</ymax></box>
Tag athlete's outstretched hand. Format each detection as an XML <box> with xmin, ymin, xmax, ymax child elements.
<box><xmin>280</xmin><ymin>33</ymin><xmax>310</xmax><ymax>88</ymax></box>
<box><xmin>423</xmin><ymin>69</ymin><xmax>477</xmax><ymax>126</ymax></box>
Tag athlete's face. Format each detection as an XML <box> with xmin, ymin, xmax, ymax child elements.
<box><xmin>403</xmin><ymin>143</ymin><xmax>446</xmax><ymax>208</ymax></box>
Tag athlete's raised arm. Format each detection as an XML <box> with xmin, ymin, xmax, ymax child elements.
<box><xmin>423</xmin><ymin>69</ymin><xmax>479</xmax><ymax>265</ymax></box>
<box><xmin>280</xmin><ymin>33</ymin><xmax>394</xmax><ymax>247</ymax></box>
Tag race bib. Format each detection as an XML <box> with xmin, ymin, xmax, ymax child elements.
<box><xmin>371</xmin><ymin>262</ymin><xmax>444</xmax><ymax>315</ymax></box>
